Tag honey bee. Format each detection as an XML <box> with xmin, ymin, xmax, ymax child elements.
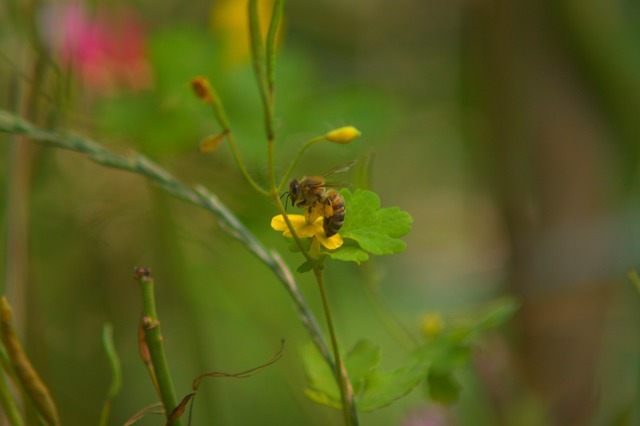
<box><xmin>282</xmin><ymin>160</ymin><xmax>356</xmax><ymax>237</ymax></box>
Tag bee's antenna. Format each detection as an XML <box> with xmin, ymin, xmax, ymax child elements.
<box><xmin>280</xmin><ymin>192</ymin><xmax>290</xmax><ymax>211</ymax></box>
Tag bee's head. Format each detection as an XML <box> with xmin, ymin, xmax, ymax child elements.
<box><xmin>288</xmin><ymin>179</ymin><xmax>300</xmax><ymax>202</ymax></box>
<box><xmin>280</xmin><ymin>179</ymin><xmax>300</xmax><ymax>210</ymax></box>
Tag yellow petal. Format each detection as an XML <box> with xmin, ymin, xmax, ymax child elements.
<box><xmin>271</xmin><ymin>214</ymin><xmax>323</xmax><ymax>238</ymax></box>
<box><xmin>309</xmin><ymin>237</ymin><xmax>322</xmax><ymax>258</ymax></box>
<box><xmin>315</xmin><ymin>232</ymin><xmax>344</xmax><ymax>250</ymax></box>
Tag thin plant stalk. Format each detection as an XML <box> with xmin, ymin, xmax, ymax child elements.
<box><xmin>248</xmin><ymin>0</ymin><xmax>274</xmax><ymax>141</ymax></box>
<box><xmin>225</xmin><ymin>130</ymin><xmax>270</xmax><ymax>196</ymax></box>
<box><xmin>266</xmin><ymin>0</ymin><xmax>284</xmax><ymax>104</ymax></box>
<box><xmin>99</xmin><ymin>323</ymin><xmax>121</xmax><ymax>426</ymax></box>
<box><xmin>134</xmin><ymin>269</ymin><xmax>181</xmax><ymax>426</ymax></box>
<box><xmin>276</xmin><ymin>135</ymin><xmax>325</xmax><ymax>193</ymax></box>
<box><xmin>314</xmin><ymin>269</ymin><xmax>357</xmax><ymax>425</ymax></box>
<box><xmin>204</xmin><ymin>85</ymin><xmax>269</xmax><ymax>196</ymax></box>
<box><xmin>250</xmin><ymin>1</ymin><xmax>358</xmax><ymax>422</ymax></box>
<box><xmin>270</xmin><ymin>161</ymin><xmax>359</xmax><ymax>426</ymax></box>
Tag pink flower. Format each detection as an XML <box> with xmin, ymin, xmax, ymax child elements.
<box><xmin>40</xmin><ymin>2</ymin><xmax>153</xmax><ymax>94</ymax></box>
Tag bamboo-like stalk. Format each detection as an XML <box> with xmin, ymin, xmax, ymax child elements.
<box><xmin>133</xmin><ymin>268</ymin><xmax>181</xmax><ymax>425</ymax></box>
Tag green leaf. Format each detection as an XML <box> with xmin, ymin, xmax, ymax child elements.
<box><xmin>300</xmin><ymin>342</ymin><xmax>340</xmax><ymax>405</ymax></box>
<box><xmin>325</xmin><ymin>245</ymin><xmax>369</xmax><ymax>264</ymax></box>
<box><xmin>300</xmin><ymin>340</ymin><xmax>427</xmax><ymax>412</ymax></box>
<box><xmin>409</xmin><ymin>298</ymin><xmax>519</xmax><ymax>405</ymax></box>
<box><xmin>297</xmin><ymin>261</ymin><xmax>314</xmax><ymax>273</ymax></box>
<box><xmin>338</xmin><ymin>189</ymin><xmax>413</xmax><ymax>256</ymax></box>
<box><xmin>344</xmin><ymin>340</ymin><xmax>380</xmax><ymax>391</ymax></box>
<box><xmin>412</xmin><ymin>336</ymin><xmax>471</xmax><ymax>373</ymax></box>
<box><xmin>356</xmin><ymin>365</ymin><xmax>424</xmax><ymax>411</ymax></box>
<box><xmin>468</xmin><ymin>297</ymin><xmax>519</xmax><ymax>336</ymax></box>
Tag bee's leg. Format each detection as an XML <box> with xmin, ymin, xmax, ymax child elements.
<box><xmin>305</xmin><ymin>205</ymin><xmax>321</xmax><ymax>224</ymax></box>
<box><xmin>324</xmin><ymin>200</ymin><xmax>334</xmax><ymax>218</ymax></box>
<box><xmin>322</xmin><ymin>199</ymin><xmax>334</xmax><ymax>236</ymax></box>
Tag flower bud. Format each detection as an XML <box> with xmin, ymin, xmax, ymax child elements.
<box><xmin>324</xmin><ymin>126</ymin><xmax>361</xmax><ymax>144</ymax></box>
<box><xmin>191</xmin><ymin>76</ymin><xmax>213</xmax><ymax>103</ymax></box>
<box><xmin>199</xmin><ymin>131</ymin><xmax>226</xmax><ymax>153</ymax></box>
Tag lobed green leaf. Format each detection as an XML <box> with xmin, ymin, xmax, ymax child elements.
<box><xmin>325</xmin><ymin>245</ymin><xmax>369</xmax><ymax>264</ymax></box>
<box><xmin>356</xmin><ymin>366</ymin><xmax>424</xmax><ymax>411</ymax></box>
<box><xmin>300</xmin><ymin>340</ymin><xmax>426</xmax><ymax>412</ymax></box>
<box><xmin>327</xmin><ymin>189</ymin><xmax>412</xmax><ymax>263</ymax></box>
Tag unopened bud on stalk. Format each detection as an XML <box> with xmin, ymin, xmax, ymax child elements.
<box><xmin>191</xmin><ymin>76</ymin><xmax>213</xmax><ymax>103</ymax></box>
<box><xmin>199</xmin><ymin>131</ymin><xmax>227</xmax><ymax>153</ymax></box>
<box><xmin>324</xmin><ymin>126</ymin><xmax>361</xmax><ymax>144</ymax></box>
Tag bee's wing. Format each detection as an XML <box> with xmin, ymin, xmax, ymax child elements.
<box><xmin>321</xmin><ymin>159</ymin><xmax>358</xmax><ymax>178</ymax></box>
<box><xmin>318</xmin><ymin>181</ymin><xmax>349</xmax><ymax>190</ymax></box>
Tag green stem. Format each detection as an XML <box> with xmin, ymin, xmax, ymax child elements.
<box><xmin>270</xmin><ymin>191</ymin><xmax>315</xmax><ymax>265</ymax></box>
<box><xmin>266</xmin><ymin>0</ymin><xmax>284</xmax><ymax>104</ymax></box>
<box><xmin>134</xmin><ymin>270</ymin><xmax>181</xmax><ymax>426</ymax></box>
<box><xmin>202</xmin><ymin>85</ymin><xmax>269</xmax><ymax>196</ymax></box>
<box><xmin>259</xmin><ymin>9</ymin><xmax>357</xmax><ymax>414</ymax></box>
<box><xmin>98</xmin><ymin>323</ymin><xmax>121</xmax><ymax>426</ymax></box>
<box><xmin>205</xmin><ymin>85</ymin><xmax>231</xmax><ymax>131</ymax></box>
<box><xmin>248</xmin><ymin>0</ymin><xmax>274</xmax><ymax>141</ymax></box>
<box><xmin>226</xmin><ymin>130</ymin><xmax>270</xmax><ymax>196</ymax></box>
<box><xmin>314</xmin><ymin>270</ymin><xmax>358</xmax><ymax>426</ymax></box>
<box><xmin>276</xmin><ymin>136</ymin><xmax>325</xmax><ymax>193</ymax></box>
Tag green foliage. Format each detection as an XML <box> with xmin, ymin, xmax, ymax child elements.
<box><xmin>326</xmin><ymin>189</ymin><xmax>413</xmax><ymax>264</ymax></box>
<box><xmin>300</xmin><ymin>340</ymin><xmax>425</xmax><ymax>411</ymax></box>
<box><xmin>99</xmin><ymin>323</ymin><xmax>121</xmax><ymax>426</ymax></box>
<box><xmin>300</xmin><ymin>298</ymin><xmax>518</xmax><ymax>410</ymax></box>
<box><xmin>97</xmin><ymin>27</ymin><xmax>219</xmax><ymax>157</ymax></box>
<box><xmin>425</xmin><ymin>370</ymin><xmax>461</xmax><ymax>404</ymax></box>
<box><xmin>413</xmin><ymin>298</ymin><xmax>519</xmax><ymax>405</ymax></box>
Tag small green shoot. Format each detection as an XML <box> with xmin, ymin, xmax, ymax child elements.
<box><xmin>99</xmin><ymin>323</ymin><xmax>122</xmax><ymax>426</ymax></box>
<box><xmin>300</xmin><ymin>298</ymin><xmax>518</xmax><ymax>409</ymax></box>
<box><xmin>300</xmin><ymin>339</ymin><xmax>424</xmax><ymax>411</ymax></box>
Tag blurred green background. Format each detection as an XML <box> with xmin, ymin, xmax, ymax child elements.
<box><xmin>2</xmin><ymin>0</ymin><xmax>640</xmax><ymax>425</ymax></box>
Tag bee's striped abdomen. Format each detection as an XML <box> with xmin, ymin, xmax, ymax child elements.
<box><xmin>323</xmin><ymin>190</ymin><xmax>345</xmax><ymax>237</ymax></box>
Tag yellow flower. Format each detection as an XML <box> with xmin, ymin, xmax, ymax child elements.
<box><xmin>271</xmin><ymin>214</ymin><xmax>344</xmax><ymax>254</ymax></box>
<box><xmin>324</xmin><ymin>126</ymin><xmax>361</xmax><ymax>144</ymax></box>
<box><xmin>210</xmin><ymin>0</ymin><xmax>279</xmax><ymax>65</ymax></box>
